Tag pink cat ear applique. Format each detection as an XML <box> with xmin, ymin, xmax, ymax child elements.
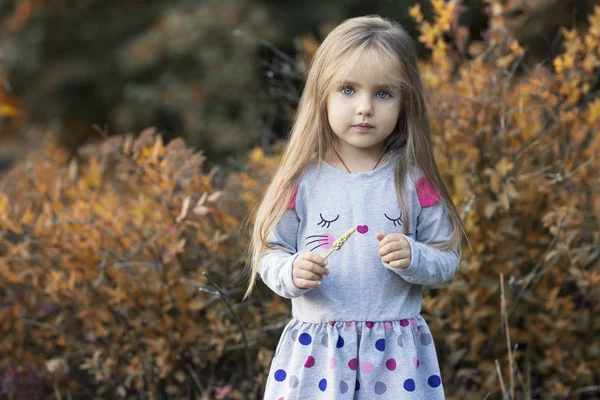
<box><xmin>416</xmin><ymin>176</ymin><xmax>440</xmax><ymax>207</ymax></box>
<box><xmin>287</xmin><ymin>184</ymin><xmax>299</xmax><ymax>209</ymax></box>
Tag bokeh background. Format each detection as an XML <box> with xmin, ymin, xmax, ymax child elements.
<box><xmin>1</xmin><ymin>0</ymin><xmax>599</xmax><ymax>399</ymax></box>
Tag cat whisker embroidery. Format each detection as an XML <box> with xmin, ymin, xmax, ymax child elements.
<box><xmin>305</xmin><ymin>234</ymin><xmax>334</xmax><ymax>251</ymax></box>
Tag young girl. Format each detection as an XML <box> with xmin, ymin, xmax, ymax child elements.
<box><xmin>244</xmin><ymin>15</ymin><xmax>463</xmax><ymax>399</ymax></box>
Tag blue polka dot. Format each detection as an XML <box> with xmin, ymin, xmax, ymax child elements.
<box><xmin>299</xmin><ymin>333</ymin><xmax>312</xmax><ymax>345</ymax></box>
<box><xmin>375</xmin><ymin>338</ymin><xmax>385</xmax><ymax>351</ymax></box>
<box><xmin>319</xmin><ymin>378</ymin><xmax>327</xmax><ymax>391</ymax></box>
<box><xmin>355</xmin><ymin>380</ymin><xmax>360</xmax><ymax>391</ymax></box>
<box><xmin>274</xmin><ymin>369</ymin><xmax>287</xmax><ymax>382</ymax></box>
<box><xmin>428</xmin><ymin>375</ymin><xmax>442</xmax><ymax>388</ymax></box>
<box><xmin>336</xmin><ymin>336</ymin><xmax>345</xmax><ymax>348</ymax></box>
<box><xmin>420</xmin><ymin>333</ymin><xmax>433</xmax><ymax>346</ymax></box>
<box><xmin>403</xmin><ymin>379</ymin><xmax>416</xmax><ymax>392</ymax></box>
<box><xmin>339</xmin><ymin>381</ymin><xmax>349</xmax><ymax>394</ymax></box>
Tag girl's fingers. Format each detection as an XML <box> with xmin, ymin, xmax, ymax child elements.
<box><xmin>294</xmin><ymin>278</ymin><xmax>322</xmax><ymax>289</ymax></box>
<box><xmin>381</xmin><ymin>250</ymin><xmax>410</xmax><ymax>263</ymax></box>
<box><xmin>390</xmin><ymin>259</ymin><xmax>410</xmax><ymax>269</ymax></box>
<box><xmin>303</xmin><ymin>262</ymin><xmax>329</xmax><ymax>276</ymax></box>
<box><xmin>300</xmin><ymin>251</ymin><xmax>328</xmax><ymax>267</ymax></box>
<box><xmin>378</xmin><ymin>233</ymin><xmax>404</xmax><ymax>246</ymax></box>
<box><xmin>296</xmin><ymin>269</ymin><xmax>324</xmax><ymax>282</ymax></box>
<box><xmin>378</xmin><ymin>240</ymin><xmax>406</xmax><ymax>257</ymax></box>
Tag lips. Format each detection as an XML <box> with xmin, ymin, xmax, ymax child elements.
<box><xmin>353</xmin><ymin>123</ymin><xmax>374</xmax><ymax>128</ymax></box>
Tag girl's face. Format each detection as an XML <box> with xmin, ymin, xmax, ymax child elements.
<box><xmin>326</xmin><ymin>52</ymin><xmax>401</xmax><ymax>158</ymax></box>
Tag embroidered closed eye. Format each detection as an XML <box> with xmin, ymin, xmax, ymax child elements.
<box><xmin>318</xmin><ymin>213</ymin><xmax>339</xmax><ymax>228</ymax></box>
<box><xmin>385</xmin><ymin>213</ymin><xmax>403</xmax><ymax>227</ymax></box>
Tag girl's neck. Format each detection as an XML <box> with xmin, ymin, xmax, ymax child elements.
<box><xmin>325</xmin><ymin>145</ymin><xmax>387</xmax><ymax>174</ymax></box>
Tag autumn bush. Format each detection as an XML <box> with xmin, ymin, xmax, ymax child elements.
<box><xmin>1</xmin><ymin>0</ymin><xmax>600</xmax><ymax>399</ymax></box>
<box><xmin>407</xmin><ymin>0</ymin><xmax>600</xmax><ymax>398</ymax></box>
<box><xmin>0</xmin><ymin>129</ymin><xmax>263</xmax><ymax>399</ymax></box>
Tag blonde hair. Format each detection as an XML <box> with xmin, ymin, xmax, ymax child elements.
<box><xmin>243</xmin><ymin>15</ymin><xmax>464</xmax><ymax>299</ymax></box>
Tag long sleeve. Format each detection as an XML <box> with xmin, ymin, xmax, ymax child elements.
<box><xmin>258</xmin><ymin>207</ymin><xmax>311</xmax><ymax>299</ymax></box>
<box><xmin>384</xmin><ymin>177</ymin><xmax>460</xmax><ymax>285</ymax></box>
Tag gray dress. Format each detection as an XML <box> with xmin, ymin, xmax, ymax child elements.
<box><xmin>259</xmin><ymin>156</ymin><xmax>460</xmax><ymax>399</ymax></box>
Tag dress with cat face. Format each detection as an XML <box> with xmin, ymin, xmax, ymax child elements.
<box><xmin>260</xmin><ymin>155</ymin><xmax>459</xmax><ymax>400</ymax></box>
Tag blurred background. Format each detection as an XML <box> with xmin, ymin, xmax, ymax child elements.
<box><xmin>1</xmin><ymin>0</ymin><xmax>599</xmax><ymax>399</ymax></box>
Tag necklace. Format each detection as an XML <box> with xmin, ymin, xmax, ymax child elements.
<box><xmin>332</xmin><ymin>147</ymin><xmax>387</xmax><ymax>174</ymax></box>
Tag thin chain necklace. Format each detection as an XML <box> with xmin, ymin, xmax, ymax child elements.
<box><xmin>332</xmin><ymin>147</ymin><xmax>387</xmax><ymax>174</ymax></box>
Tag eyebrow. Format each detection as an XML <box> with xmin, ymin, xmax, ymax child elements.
<box><xmin>338</xmin><ymin>80</ymin><xmax>400</xmax><ymax>91</ymax></box>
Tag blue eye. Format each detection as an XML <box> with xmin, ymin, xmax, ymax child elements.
<box><xmin>376</xmin><ymin>90</ymin><xmax>391</xmax><ymax>99</ymax></box>
<box><xmin>341</xmin><ymin>86</ymin><xmax>354</xmax><ymax>95</ymax></box>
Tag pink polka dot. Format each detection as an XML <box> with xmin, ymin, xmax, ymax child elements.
<box><xmin>360</xmin><ymin>361</ymin><xmax>374</xmax><ymax>374</ymax></box>
<box><xmin>386</xmin><ymin>359</ymin><xmax>397</xmax><ymax>371</ymax></box>
<box><xmin>411</xmin><ymin>318</ymin><xmax>417</xmax><ymax>328</ymax></box>
<box><xmin>329</xmin><ymin>358</ymin><xmax>336</xmax><ymax>369</ymax></box>
<box><xmin>330</xmin><ymin>321</ymin><xmax>336</xmax><ymax>326</ymax></box>
<box><xmin>345</xmin><ymin>321</ymin><xmax>356</xmax><ymax>327</ymax></box>
<box><xmin>348</xmin><ymin>358</ymin><xmax>358</xmax><ymax>370</ymax></box>
<box><xmin>384</xmin><ymin>322</ymin><xmax>392</xmax><ymax>329</ymax></box>
<box><xmin>366</xmin><ymin>321</ymin><xmax>375</xmax><ymax>328</ymax></box>
<box><xmin>304</xmin><ymin>356</ymin><xmax>315</xmax><ymax>368</ymax></box>
<box><xmin>278</xmin><ymin>397</ymin><xmax>284</xmax><ymax>400</ymax></box>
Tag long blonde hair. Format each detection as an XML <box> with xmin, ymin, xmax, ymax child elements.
<box><xmin>243</xmin><ymin>15</ymin><xmax>464</xmax><ymax>299</ymax></box>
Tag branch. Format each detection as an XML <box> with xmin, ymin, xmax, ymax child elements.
<box><xmin>203</xmin><ymin>272</ymin><xmax>252</xmax><ymax>378</ymax></box>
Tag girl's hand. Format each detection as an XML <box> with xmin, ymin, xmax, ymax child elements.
<box><xmin>376</xmin><ymin>232</ymin><xmax>411</xmax><ymax>269</ymax></box>
<box><xmin>292</xmin><ymin>251</ymin><xmax>329</xmax><ymax>289</ymax></box>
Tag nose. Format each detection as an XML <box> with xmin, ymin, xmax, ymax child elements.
<box><xmin>356</xmin><ymin>94</ymin><xmax>373</xmax><ymax>116</ymax></box>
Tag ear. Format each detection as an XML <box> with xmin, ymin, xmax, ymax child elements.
<box><xmin>416</xmin><ymin>176</ymin><xmax>440</xmax><ymax>207</ymax></box>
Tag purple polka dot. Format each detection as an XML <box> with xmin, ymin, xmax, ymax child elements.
<box><xmin>340</xmin><ymin>381</ymin><xmax>348</xmax><ymax>394</ymax></box>
<box><xmin>374</xmin><ymin>381</ymin><xmax>387</xmax><ymax>395</ymax></box>
<box><xmin>355</xmin><ymin>380</ymin><xmax>360</xmax><ymax>391</ymax></box>
<box><xmin>304</xmin><ymin>356</ymin><xmax>315</xmax><ymax>368</ymax></box>
<box><xmin>336</xmin><ymin>336</ymin><xmax>345</xmax><ymax>348</ymax></box>
<box><xmin>274</xmin><ymin>369</ymin><xmax>287</xmax><ymax>382</ymax></box>
<box><xmin>428</xmin><ymin>375</ymin><xmax>442</xmax><ymax>388</ymax></box>
<box><xmin>366</xmin><ymin>321</ymin><xmax>375</xmax><ymax>328</ymax></box>
<box><xmin>348</xmin><ymin>358</ymin><xmax>358</xmax><ymax>370</ymax></box>
<box><xmin>403</xmin><ymin>379</ymin><xmax>416</xmax><ymax>392</ymax></box>
<box><xmin>420</xmin><ymin>333</ymin><xmax>432</xmax><ymax>346</ymax></box>
<box><xmin>400</xmin><ymin>319</ymin><xmax>409</xmax><ymax>327</ymax></box>
<box><xmin>299</xmin><ymin>333</ymin><xmax>312</xmax><ymax>345</ymax></box>
<box><xmin>386</xmin><ymin>359</ymin><xmax>397</xmax><ymax>371</ymax></box>
<box><xmin>412</xmin><ymin>357</ymin><xmax>420</xmax><ymax>368</ymax></box>
<box><xmin>319</xmin><ymin>379</ymin><xmax>327</xmax><ymax>392</ymax></box>
<box><xmin>375</xmin><ymin>338</ymin><xmax>385</xmax><ymax>351</ymax></box>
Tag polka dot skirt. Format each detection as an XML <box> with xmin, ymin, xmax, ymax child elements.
<box><xmin>263</xmin><ymin>315</ymin><xmax>445</xmax><ymax>399</ymax></box>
